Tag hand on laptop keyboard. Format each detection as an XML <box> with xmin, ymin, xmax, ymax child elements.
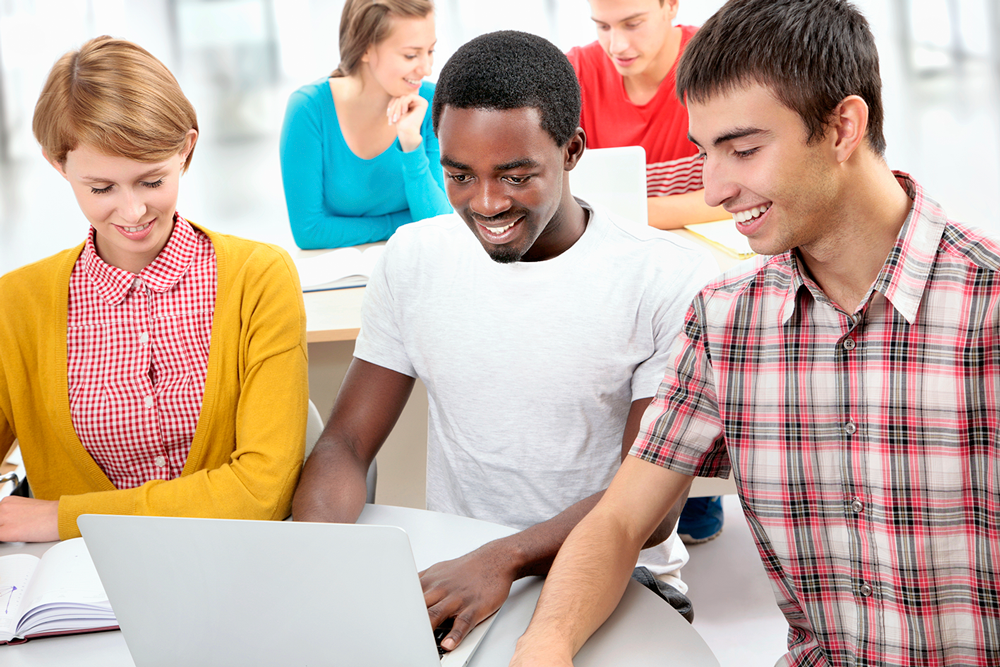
<box><xmin>434</xmin><ymin>617</ymin><xmax>454</xmax><ymax>656</ymax></box>
<box><xmin>421</xmin><ymin>543</ymin><xmax>515</xmax><ymax>652</ymax></box>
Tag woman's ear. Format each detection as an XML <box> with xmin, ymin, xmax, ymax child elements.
<box><xmin>180</xmin><ymin>129</ymin><xmax>198</xmax><ymax>162</ymax></box>
<box><xmin>44</xmin><ymin>150</ymin><xmax>69</xmax><ymax>180</ymax></box>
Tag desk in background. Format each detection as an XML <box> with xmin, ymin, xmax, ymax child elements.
<box><xmin>0</xmin><ymin>505</ymin><xmax>720</xmax><ymax>667</ymax></box>
<box><xmin>302</xmin><ymin>286</ymin><xmax>364</xmax><ymax>343</ymax></box>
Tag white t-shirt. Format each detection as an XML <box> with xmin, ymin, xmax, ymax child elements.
<box><xmin>355</xmin><ymin>204</ymin><xmax>718</xmax><ymax>582</ymax></box>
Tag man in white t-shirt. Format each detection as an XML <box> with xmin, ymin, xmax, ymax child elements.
<box><xmin>292</xmin><ymin>30</ymin><xmax>717</xmax><ymax>652</ymax></box>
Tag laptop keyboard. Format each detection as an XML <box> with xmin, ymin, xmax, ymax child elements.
<box><xmin>434</xmin><ymin>618</ymin><xmax>454</xmax><ymax>658</ymax></box>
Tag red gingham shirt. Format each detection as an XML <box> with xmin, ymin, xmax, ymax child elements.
<box><xmin>67</xmin><ymin>216</ymin><xmax>217</xmax><ymax>490</ymax></box>
<box><xmin>633</xmin><ymin>174</ymin><xmax>1000</xmax><ymax>666</ymax></box>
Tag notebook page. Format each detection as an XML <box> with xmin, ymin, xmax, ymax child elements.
<box><xmin>0</xmin><ymin>554</ymin><xmax>39</xmax><ymax>640</ymax></box>
<box><xmin>18</xmin><ymin>539</ymin><xmax>111</xmax><ymax>622</ymax></box>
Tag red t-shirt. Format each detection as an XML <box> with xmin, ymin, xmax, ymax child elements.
<box><xmin>567</xmin><ymin>25</ymin><xmax>702</xmax><ymax>198</ymax></box>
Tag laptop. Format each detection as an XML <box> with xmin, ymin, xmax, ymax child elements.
<box><xmin>77</xmin><ymin>514</ymin><xmax>495</xmax><ymax>667</ymax></box>
<box><xmin>569</xmin><ymin>145</ymin><xmax>648</xmax><ymax>226</ymax></box>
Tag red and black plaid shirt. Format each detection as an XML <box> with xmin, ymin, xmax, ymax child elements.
<box><xmin>633</xmin><ymin>174</ymin><xmax>1000</xmax><ymax>666</ymax></box>
<box><xmin>67</xmin><ymin>216</ymin><xmax>216</xmax><ymax>489</ymax></box>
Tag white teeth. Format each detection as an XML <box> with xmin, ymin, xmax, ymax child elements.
<box><xmin>734</xmin><ymin>204</ymin><xmax>769</xmax><ymax>225</ymax></box>
<box><xmin>122</xmin><ymin>221</ymin><xmax>151</xmax><ymax>233</ymax></box>
<box><xmin>485</xmin><ymin>221</ymin><xmax>515</xmax><ymax>234</ymax></box>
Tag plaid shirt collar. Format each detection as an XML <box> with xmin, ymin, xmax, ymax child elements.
<box><xmin>773</xmin><ymin>171</ymin><xmax>944</xmax><ymax>326</ymax></box>
<box><xmin>81</xmin><ymin>213</ymin><xmax>199</xmax><ymax>306</ymax></box>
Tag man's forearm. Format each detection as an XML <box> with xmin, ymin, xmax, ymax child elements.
<box><xmin>488</xmin><ymin>481</ymin><xmax>684</xmax><ymax>580</ymax></box>
<box><xmin>501</xmin><ymin>491</ymin><xmax>603</xmax><ymax>578</ymax></box>
<box><xmin>291</xmin><ymin>440</ymin><xmax>369</xmax><ymax>523</ymax></box>
<box><xmin>647</xmin><ymin>189</ymin><xmax>725</xmax><ymax>230</ymax></box>
<box><xmin>511</xmin><ymin>502</ymin><xmax>643</xmax><ymax>663</ymax></box>
<box><xmin>420</xmin><ymin>493</ymin><xmax>608</xmax><ymax>653</ymax></box>
<box><xmin>421</xmin><ymin>479</ymin><xmax>686</xmax><ymax>653</ymax></box>
<box><xmin>509</xmin><ymin>459</ymin><xmax>694</xmax><ymax>665</ymax></box>
<box><xmin>291</xmin><ymin>359</ymin><xmax>414</xmax><ymax>523</ymax></box>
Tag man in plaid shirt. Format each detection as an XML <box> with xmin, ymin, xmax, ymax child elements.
<box><xmin>510</xmin><ymin>1</ymin><xmax>1000</xmax><ymax>666</ymax></box>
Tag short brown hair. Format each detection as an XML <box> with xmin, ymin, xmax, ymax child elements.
<box><xmin>332</xmin><ymin>0</ymin><xmax>434</xmax><ymax>78</ymax></box>
<box><xmin>33</xmin><ymin>36</ymin><xmax>199</xmax><ymax>171</ymax></box>
<box><xmin>677</xmin><ymin>0</ymin><xmax>886</xmax><ymax>157</ymax></box>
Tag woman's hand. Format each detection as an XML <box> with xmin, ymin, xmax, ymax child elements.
<box><xmin>387</xmin><ymin>93</ymin><xmax>428</xmax><ymax>153</ymax></box>
<box><xmin>0</xmin><ymin>496</ymin><xmax>60</xmax><ymax>542</ymax></box>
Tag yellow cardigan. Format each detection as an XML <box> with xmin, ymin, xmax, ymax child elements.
<box><xmin>0</xmin><ymin>225</ymin><xmax>308</xmax><ymax>539</ymax></box>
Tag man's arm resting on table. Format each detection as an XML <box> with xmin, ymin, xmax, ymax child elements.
<box><xmin>291</xmin><ymin>359</ymin><xmax>415</xmax><ymax>523</ymax></box>
<box><xmin>422</xmin><ymin>397</ymin><xmax>690</xmax><ymax>651</ymax></box>
<box><xmin>648</xmin><ymin>189</ymin><xmax>726</xmax><ymax>230</ymax></box>
<box><xmin>509</xmin><ymin>457</ymin><xmax>694</xmax><ymax>666</ymax></box>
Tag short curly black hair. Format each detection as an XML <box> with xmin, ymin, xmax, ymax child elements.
<box><xmin>432</xmin><ymin>30</ymin><xmax>581</xmax><ymax>147</ymax></box>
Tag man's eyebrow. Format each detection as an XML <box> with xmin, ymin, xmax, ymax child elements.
<box><xmin>440</xmin><ymin>157</ymin><xmax>541</xmax><ymax>172</ymax></box>
<box><xmin>689</xmin><ymin>127</ymin><xmax>769</xmax><ymax>149</ymax></box>
<box><xmin>494</xmin><ymin>158</ymin><xmax>540</xmax><ymax>172</ymax></box>
<box><xmin>591</xmin><ymin>11</ymin><xmax>647</xmax><ymax>24</ymax></box>
<box><xmin>441</xmin><ymin>156</ymin><xmax>470</xmax><ymax>170</ymax></box>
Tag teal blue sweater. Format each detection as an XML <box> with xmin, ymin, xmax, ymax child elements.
<box><xmin>279</xmin><ymin>78</ymin><xmax>451</xmax><ymax>249</ymax></box>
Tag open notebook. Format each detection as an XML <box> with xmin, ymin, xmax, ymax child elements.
<box><xmin>0</xmin><ymin>538</ymin><xmax>116</xmax><ymax>644</ymax></box>
<box><xmin>78</xmin><ymin>514</ymin><xmax>494</xmax><ymax>667</ymax></box>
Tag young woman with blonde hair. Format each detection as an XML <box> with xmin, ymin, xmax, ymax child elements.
<box><xmin>280</xmin><ymin>0</ymin><xmax>448</xmax><ymax>249</ymax></box>
<box><xmin>0</xmin><ymin>36</ymin><xmax>308</xmax><ymax>542</ymax></box>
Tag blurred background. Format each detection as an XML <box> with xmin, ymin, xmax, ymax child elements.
<box><xmin>0</xmin><ymin>0</ymin><xmax>998</xmax><ymax>274</ymax></box>
<box><xmin>1</xmin><ymin>3</ymin><xmax>997</xmax><ymax>664</ymax></box>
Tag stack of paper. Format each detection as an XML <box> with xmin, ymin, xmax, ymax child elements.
<box><xmin>294</xmin><ymin>245</ymin><xmax>386</xmax><ymax>292</ymax></box>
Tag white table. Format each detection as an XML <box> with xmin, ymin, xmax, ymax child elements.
<box><xmin>1</xmin><ymin>505</ymin><xmax>719</xmax><ymax>666</ymax></box>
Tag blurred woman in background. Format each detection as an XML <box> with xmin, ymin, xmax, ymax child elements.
<box><xmin>280</xmin><ymin>0</ymin><xmax>449</xmax><ymax>249</ymax></box>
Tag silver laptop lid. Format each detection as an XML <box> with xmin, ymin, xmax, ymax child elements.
<box><xmin>78</xmin><ymin>515</ymin><xmax>445</xmax><ymax>667</ymax></box>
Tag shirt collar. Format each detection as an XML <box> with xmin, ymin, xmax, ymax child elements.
<box><xmin>773</xmin><ymin>252</ymin><xmax>804</xmax><ymax>326</ymax></box>
<box><xmin>81</xmin><ymin>213</ymin><xmax>200</xmax><ymax>306</ymax></box>
<box><xmin>872</xmin><ymin>173</ymin><xmax>947</xmax><ymax>324</ymax></box>
<box><xmin>777</xmin><ymin>172</ymin><xmax>944</xmax><ymax>326</ymax></box>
